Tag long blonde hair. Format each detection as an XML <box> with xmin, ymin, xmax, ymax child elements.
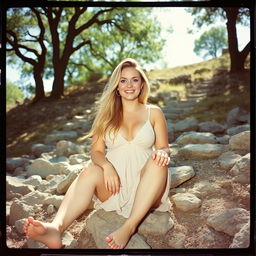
<box><xmin>87</xmin><ymin>58</ymin><xmax>150</xmax><ymax>141</ymax></box>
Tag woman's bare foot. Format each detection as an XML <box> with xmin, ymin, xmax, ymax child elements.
<box><xmin>105</xmin><ymin>221</ymin><xmax>135</xmax><ymax>249</ymax></box>
<box><xmin>23</xmin><ymin>217</ymin><xmax>62</xmax><ymax>249</ymax></box>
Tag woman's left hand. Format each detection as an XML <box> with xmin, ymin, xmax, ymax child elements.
<box><xmin>151</xmin><ymin>149</ymin><xmax>170</xmax><ymax>167</ymax></box>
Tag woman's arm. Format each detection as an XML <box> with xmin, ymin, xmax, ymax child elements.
<box><xmin>151</xmin><ymin>106</ymin><xmax>171</xmax><ymax>166</ymax></box>
<box><xmin>91</xmin><ymin>135</ymin><xmax>120</xmax><ymax>194</ymax></box>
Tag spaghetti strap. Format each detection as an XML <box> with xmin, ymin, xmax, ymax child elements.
<box><xmin>147</xmin><ymin>105</ymin><xmax>151</xmax><ymax>120</ymax></box>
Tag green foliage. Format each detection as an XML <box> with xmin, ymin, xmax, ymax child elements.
<box><xmin>194</xmin><ymin>26</ymin><xmax>228</xmax><ymax>59</ymax></box>
<box><xmin>6</xmin><ymin>81</ymin><xmax>24</xmax><ymax>104</ymax></box>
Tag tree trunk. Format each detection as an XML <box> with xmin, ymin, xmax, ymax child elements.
<box><xmin>225</xmin><ymin>8</ymin><xmax>250</xmax><ymax>73</ymax></box>
<box><xmin>50</xmin><ymin>64</ymin><xmax>66</xmax><ymax>99</ymax></box>
<box><xmin>32</xmin><ymin>65</ymin><xmax>45</xmax><ymax>102</ymax></box>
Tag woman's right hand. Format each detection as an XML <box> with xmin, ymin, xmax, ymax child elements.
<box><xmin>102</xmin><ymin>162</ymin><xmax>120</xmax><ymax>195</ymax></box>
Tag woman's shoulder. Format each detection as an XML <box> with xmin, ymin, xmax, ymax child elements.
<box><xmin>147</xmin><ymin>104</ymin><xmax>163</xmax><ymax>113</ymax></box>
<box><xmin>147</xmin><ymin>104</ymin><xmax>165</xmax><ymax>121</ymax></box>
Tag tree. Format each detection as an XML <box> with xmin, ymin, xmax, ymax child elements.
<box><xmin>187</xmin><ymin>7</ymin><xmax>250</xmax><ymax>73</ymax></box>
<box><xmin>194</xmin><ymin>26</ymin><xmax>228</xmax><ymax>59</ymax></box>
<box><xmin>7</xmin><ymin>7</ymin><xmax>165</xmax><ymax>101</ymax></box>
<box><xmin>7</xmin><ymin>8</ymin><xmax>47</xmax><ymax>102</ymax></box>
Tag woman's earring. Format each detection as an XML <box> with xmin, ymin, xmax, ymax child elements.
<box><xmin>116</xmin><ymin>89</ymin><xmax>121</xmax><ymax>96</ymax></box>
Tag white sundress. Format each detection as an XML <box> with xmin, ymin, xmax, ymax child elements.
<box><xmin>93</xmin><ymin>105</ymin><xmax>171</xmax><ymax>218</ymax></box>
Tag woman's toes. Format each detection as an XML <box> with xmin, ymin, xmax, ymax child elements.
<box><xmin>105</xmin><ymin>236</ymin><xmax>112</xmax><ymax>243</ymax></box>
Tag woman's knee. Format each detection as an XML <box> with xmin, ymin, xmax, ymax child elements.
<box><xmin>79</xmin><ymin>165</ymin><xmax>103</xmax><ymax>180</ymax></box>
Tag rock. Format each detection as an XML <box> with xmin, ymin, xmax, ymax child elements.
<box><xmin>227</xmin><ymin>124</ymin><xmax>250</xmax><ymax>136</ymax></box>
<box><xmin>173</xmin><ymin>118</ymin><xmax>199</xmax><ymax>132</ymax></box>
<box><xmin>15</xmin><ymin>218</ymin><xmax>26</xmax><ymax>234</ymax></box>
<box><xmin>55</xmin><ymin>140</ymin><xmax>84</xmax><ymax>157</ymax></box>
<box><xmin>57</xmin><ymin>169</ymin><xmax>81</xmax><ymax>194</ymax></box>
<box><xmin>69</xmin><ymin>154</ymin><xmax>90</xmax><ymax>165</ymax></box>
<box><xmin>49</xmin><ymin>156</ymin><xmax>69</xmax><ymax>163</ymax></box>
<box><xmin>227</xmin><ymin>107</ymin><xmax>249</xmax><ymax>128</ymax></box>
<box><xmin>167</xmin><ymin>232</ymin><xmax>186</xmax><ymax>248</ymax></box>
<box><xmin>21</xmin><ymin>190</ymin><xmax>50</xmax><ymax>206</ymax></box>
<box><xmin>27</xmin><ymin>238</ymin><xmax>47</xmax><ymax>248</ymax></box>
<box><xmin>216</xmin><ymin>135</ymin><xmax>230</xmax><ymax>145</ymax></box>
<box><xmin>206</xmin><ymin>208</ymin><xmax>250</xmax><ymax>236</ymax></box>
<box><xmin>169</xmin><ymin>166</ymin><xmax>195</xmax><ymax>188</ymax></box>
<box><xmin>171</xmin><ymin>193</ymin><xmax>202</xmax><ymax>211</ymax></box>
<box><xmin>6</xmin><ymin>157</ymin><xmax>31</xmax><ymax>172</ymax></box>
<box><xmin>218</xmin><ymin>151</ymin><xmax>241</xmax><ymax>170</ymax></box>
<box><xmin>26</xmin><ymin>159</ymin><xmax>78</xmax><ymax>178</ymax></box>
<box><xmin>47</xmin><ymin>204</ymin><xmax>56</xmax><ymax>215</ymax></box>
<box><xmin>84</xmin><ymin>210</ymin><xmax>150</xmax><ymax>249</ymax></box>
<box><xmin>44</xmin><ymin>130</ymin><xmax>78</xmax><ymax>145</ymax></box>
<box><xmin>6</xmin><ymin>176</ymin><xmax>34</xmax><ymax>200</ymax></box>
<box><xmin>178</xmin><ymin>144</ymin><xmax>223</xmax><ymax>160</ymax></box>
<box><xmin>196</xmin><ymin>226</ymin><xmax>225</xmax><ymax>248</ymax></box>
<box><xmin>31</xmin><ymin>144</ymin><xmax>55</xmax><ymax>157</ymax></box>
<box><xmin>229</xmin><ymin>221</ymin><xmax>250</xmax><ymax>248</ymax></box>
<box><xmin>229</xmin><ymin>153</ymin><xmax>250</xmax><ymax>184</ymax></box>
<box><xmin>26</xmin><ymin>158</ymin><xmax>59</xmax><ymax>178</ymax></box>
<box><xmin>189</xmin><ymin>181</ymin><xmax>224</xmax><ymax>197</ymax></box>
<box><xmin>198</xmin><ymin>121</ymin><xmax>225</xmax><ymax>134</ymax></box>
<box><xmin>138</xmin><ymin>211</ymin><xmax>174</xmax><ymax>235</ymax></box>
<box><xmin>229</xmin><ymin>131</ymin><xmax>250</xmax><ymax>152</ymax></box>
<box><xmin>23</xmin><ymin>175</ymin><xmax>43</xmax><ymax>187</ymax></box>
<box><xmin>176</xmin><ymin>131</ymin><xmax>217</xmax><ymax>145</ymax></box>
<box><xmin>43</xmin><ymin>195</ymin><xmax>64</xmax><ymax>209</ymax></box>
<box><xmin>62</xmin><ymin>231</ymin><xmax>77</xmax><ymax>248</ymax></box>
<box><xmin>9</xmin><ymin>200</ymin><xmax>34</xmax><ymax>225</ymax></box>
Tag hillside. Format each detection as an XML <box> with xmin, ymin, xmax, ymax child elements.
<box><xmin>6</xmin><ymin>53</ymin><xmax>250</xmax><ymax>158</ymax></box>
<box><xmin>6</xmin><ymin>54</ymin><xmax>252</xmax><ymax>250</ymax></box>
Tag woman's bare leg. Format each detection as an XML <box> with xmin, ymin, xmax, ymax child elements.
<box><xmin>23</xmin><ymin>165</ymin><xmax>111</xmax><ymax>248</ymax></box>
<box><xmin>105</xmin><ymin>158</ymin><xmax>168</xmax><ymax>249</ymax></box>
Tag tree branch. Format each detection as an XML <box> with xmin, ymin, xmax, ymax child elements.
<box><xmin>75</xmin><ymin>7</ymin><xmax>116</xmax><ymax>35</ymax></box>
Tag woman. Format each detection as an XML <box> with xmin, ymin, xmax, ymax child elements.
<box><xmin>23</xmin><ymin>58</ymin><xmax>171</xmax><ymax>249</ymax></box>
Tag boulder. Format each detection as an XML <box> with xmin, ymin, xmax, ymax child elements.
<box><xmin>6</xmin><ymin>157</ymin><xmax>31</xmax><ymax>172</ymax></box>
<box><xmin>229</xmin><ymin>221</ymin><xmax>250</xmax><ymax>248</ymax></box>
<box><xmin>227</xmin><ymin>124</ymin><xmax>250</xmax><ymax>136</ymax></box>
<box><xmin>171</xmin><ymin>193</ymin><xmax>201</xmax><ymax>211</ymax></box>
<box><xmin>31</xmin><ymin>144</ymin><xmax>55</xmax><ymax>157</ymax></box>
<box><xmin>178</xmin><ymin>144</ymin><xmax>223</xmax><ymax>160</ymax></box>
<box><xmin>173</xmin><ymin>118</ymin><xmax>199</xmax><ymax>132</ymax></box>
<box><xmin>198</xmin><ymin>121</ymin><xmax>225</xmax><ymax>134</ymax></box>
<box><xmin>9</xmin><ymin>200</ymin><xmax>34</xmax><ymax>225</ymax></box>
<box><xmin>138</xmin><ymin>211</ymin><xmax>174</xmax><ymax>235</ymax></box>
<box><xmin>229</xmin><ymin>131</ymin><xmax>250</xmax><ymax>152</ymax></box>
<box><xmin>21</xmin><ymin>190</ymin><xmax>50</xmax><ymax>206</ymax></box>
<box><xmin>176</xmin><ymin>131</ymin><xmax>217</xmax><ymax>145</ymax></box>
<box><xmin>218</xmin><ymin>151</ymin><xmax>241</xmax><ymax>170</ymax></box>
<box><xmin>216</xmin><ymin>135</ymin><xmax>230</xmax><ymax>145</ymax></box>
<box><xmin>83</xmin><ymin>209</ymin><xmax>151</xmax><ymax>249</ymax></box>
<box><xmin>6</xmin><ymin>176</ymin><xmax>34</xmax><ymax>200</ymax></box>
<box><xmin>44</xmin><ymin>131</ymin><xmax>78</xmax><ymax>145</ymax></box>
<box><xmin>229</xmin><ymin>153</ymin><xmax>250</xmax><ymax>184</ymax></box>
<box><xmin>57</xmin><ymin>169</ymin><xmax>81</xmax><ymax>194</ymax></box>
<box><xmin>26</xmin><ymin>158</ymin><xmax>59</xmax><ymax>178</ymax></box>
<box><xmin>43</xmin><ymin>195</ymin><xmax>64</xmax><ymax>209</ymax></box>
<box><xmin>167</xmin><ymin>232</ymin><xmax>186</xmax><ymax>248</ymax></box>
<box><xmin>206</xmin><ymin>208</ymin><xmax>250</xmax><ymax>236</ymax></box>
<box><xmin>189</xmin><ymin>181</ymin><xmax>224</xmax><ymax>197</ymax></box>
<box><xmin>23</xmin><ymin>175</ymin><xmax>43</xmax><ymax>187</ymax></box>
<box><xmin>227</xmin><ymin>107</ymin><xmax>249</xmax><ymax>128</ymax></box>
<box><xmin>55</xmin><ymin>140</ymin><xmax>84</xmax><ymax>157</ymax></box>
<box><xmin>69</xmin><ymin>154</ymin><xmax>90</xmax><ymax>165</ymax></box>
<box><xmin>169</xmin><ymin>166</ymin><xmax>195</xmax><ymax>188</ymax></box>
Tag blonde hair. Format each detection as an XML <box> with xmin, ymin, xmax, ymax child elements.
<box><xmin>87</xmin><ymin>58</ymin><xmax>150</xmax><ymax>141</ymax></box>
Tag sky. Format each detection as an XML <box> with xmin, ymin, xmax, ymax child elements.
<box><xmin>6</xmin><ymin>7</ymin><xmax>251</xmax><ymax>92</ymax></box>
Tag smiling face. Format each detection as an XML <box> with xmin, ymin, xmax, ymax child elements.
<box><xmin>117</xmin><ymin>67</ymin><xmax>144</xmax><ymax>101</ymax></box>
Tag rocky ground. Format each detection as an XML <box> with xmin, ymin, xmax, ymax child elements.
<box><xmin>6</xmin><ymin>76</ymin><xmax>252</xmax><ymax>251</ymax></box>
